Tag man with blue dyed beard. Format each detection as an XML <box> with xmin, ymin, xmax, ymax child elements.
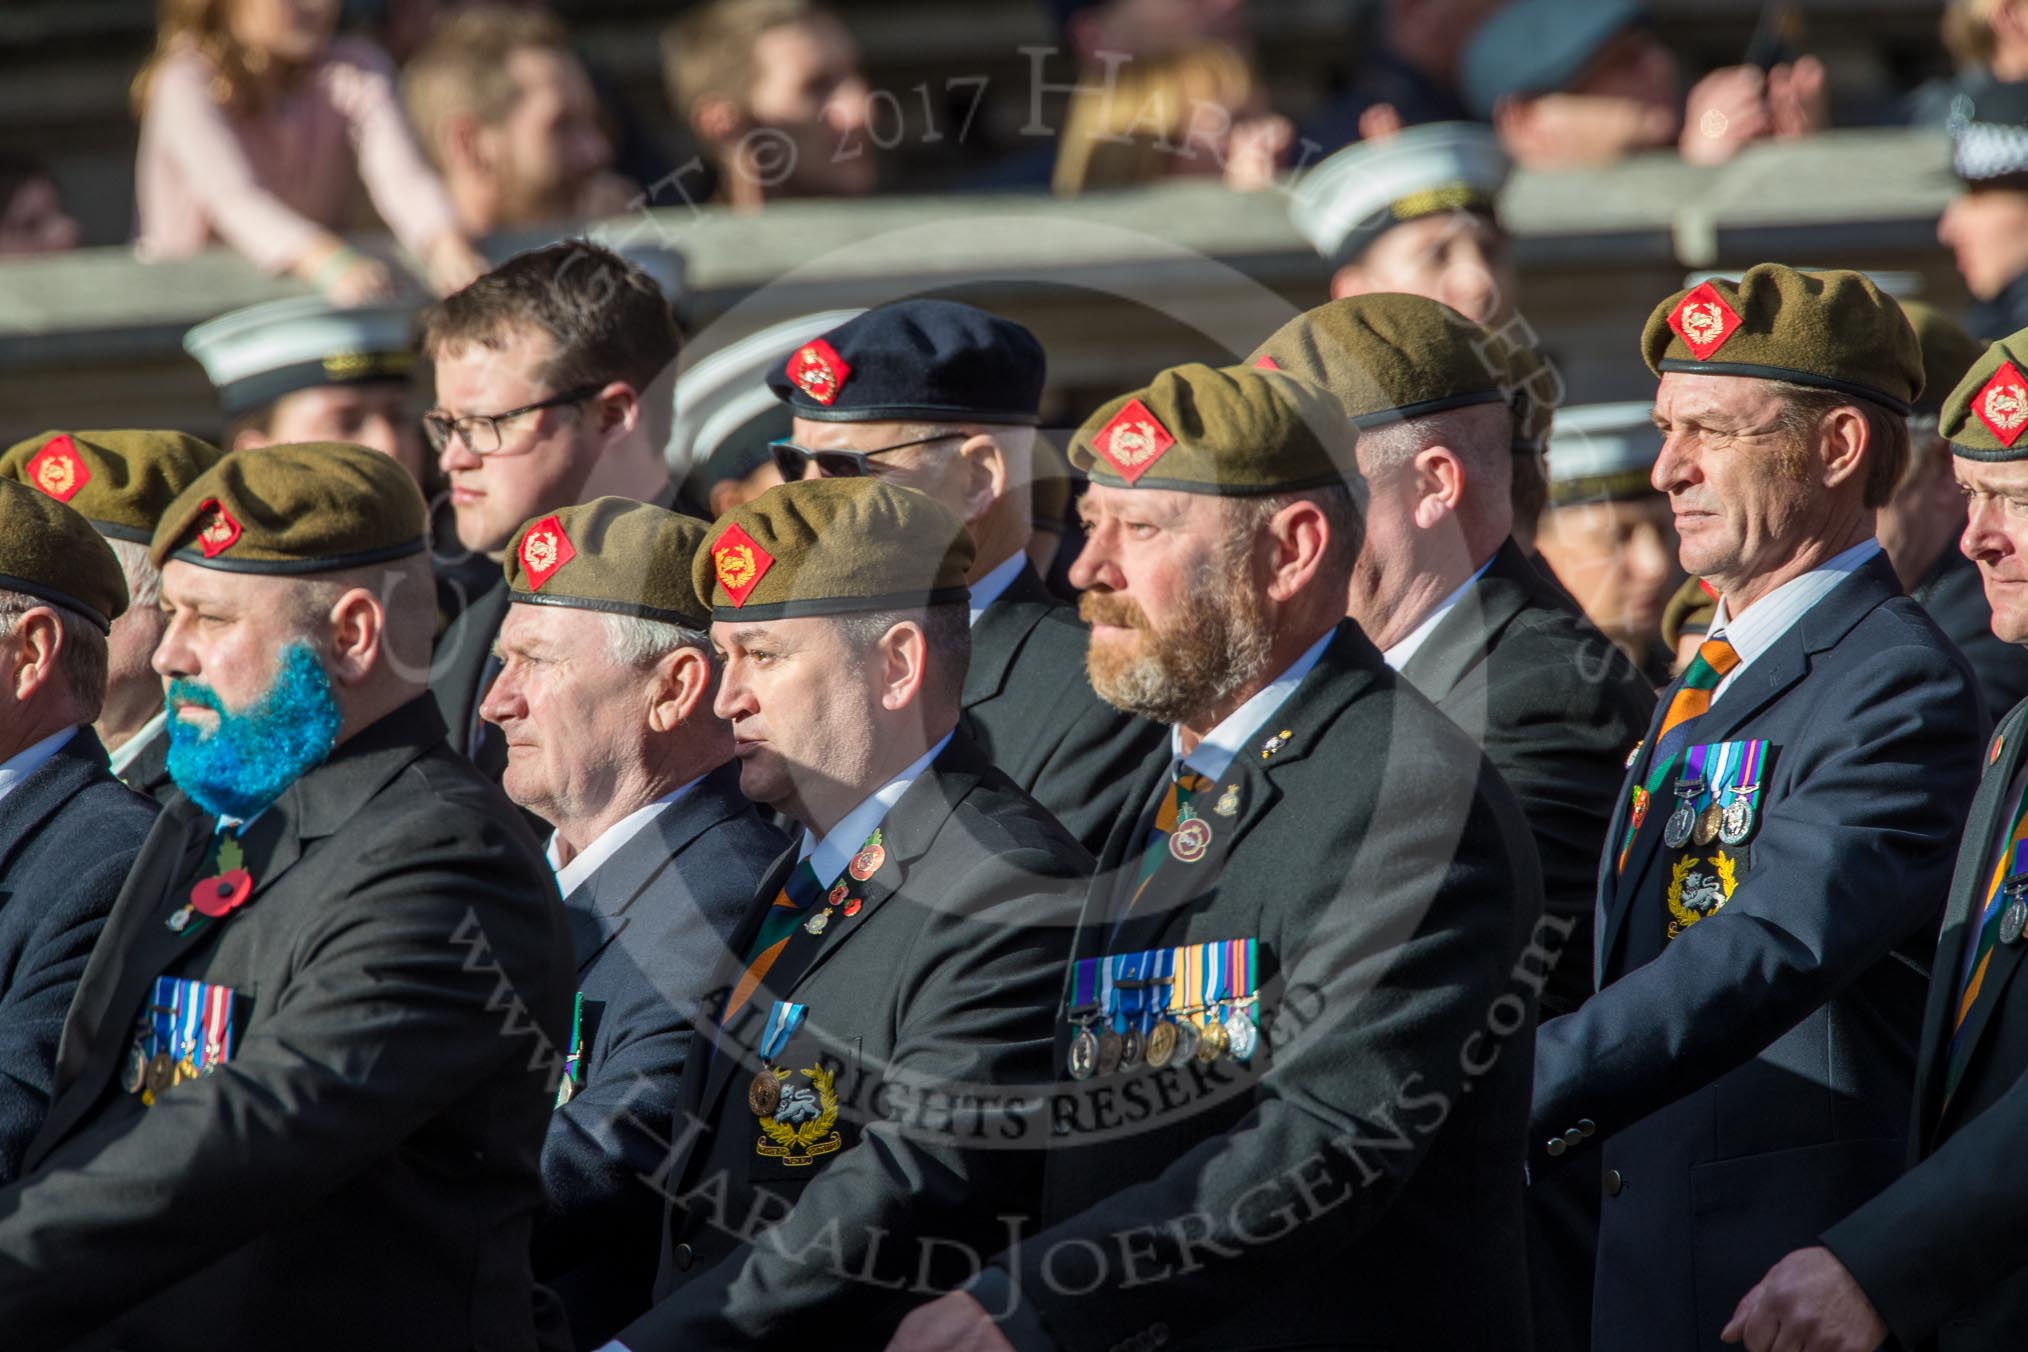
<box><xmin>0</xmin><ymin>442</ymin><xmax>574</xmax><ymax>1352</ymax></box>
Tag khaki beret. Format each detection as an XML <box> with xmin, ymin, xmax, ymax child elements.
<box><xmin>1068</xmin><ymin>363</ymin><xmax>1356</xmax><ymax>496</ymax></box>
<box><xmin>694</xmin><ymin>479</ymin><xmax>972</xmax><ymax>622</ymax></box>
<box><xmin>1640</xmin><ymin>265</ymin><xmax>1923</xmax><ymax>416</ymax></box>
<box><xmin>1662</xmin><ymin>575</ymin><xmax>1719</xmax><ymax>652</ymax></box>
<box><xmin>1939</xmin><ymin>325</ymin><xmax>2028</xmax><ymax>460</ymax></box>
<box><xmin>1899</xmin><ymin>301</ymin><xmax>1985</xmax><ymax>420</ymax></box>
<box><xmin>0</xmin><ymin>430</ymin><xmax>222</xmax><ymax>543</ymax></box>
<box><xmin>1246</xmin><ymin>294</ymin><xmax>1507</xmax><ymax>428</ymax></box>
<box><xmin>506</xmin><ymin>497</ymin><xmax>712</xmax><ymax>629</ymax></box>
<box><xmin>0</xmin><ymin>478</ymin><xmax>127</xmax><ymax>632</ymax></box>
<box><xmin>151</xmin><ymin>442</ymin><xmax>428</xmax><ymax>572</ymax></box>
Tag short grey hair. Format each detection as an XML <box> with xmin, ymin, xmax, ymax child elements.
<box><xmin>1354</xmin><ymin>403</ymin><xmax>1513</xmax><ymax>488</ymax></box>
<box><xmin>833</xmin><ymin>603</ymin><xmax>971</xmax><ymax>706</ymax></box>
<box><xmin>107</xmin><ymin>538</ymin><xmax>161</xmax><ymax>610</ymax></box>
<box><xmin>600</xmin><ymin>612</ymin><xmax>714</xmax><ymax>668</ymax></box>
<box><xmin>0</xmin><ymin>590</ymin><xmax>110</xmax><ymax>720</ymax></box>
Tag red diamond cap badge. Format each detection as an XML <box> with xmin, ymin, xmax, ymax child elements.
<box><xmin>194</xmin><ymin>499</ymin><xmax>242</xmax><ymax>558</ymax></box>
<box><xmin>1975</xmin><ymin>360</ymin><xmax>2028</xmax><ymax>449</ymax></box>
<box><xmin>1254</xmin><ymin>354</ymin><xmax>1281</xmax><ymax>371</ymax></box>
<box><xmin>518</xmin><ymin>514</ymin><xmax>575</xmax><ymax>590</ymax></box>
<box><xmin>788</xmin><ymin>339</ymin><xmax>851</xmax><ymax>407</ymax></box>
<box><xmin>1668</xmin><ymin>282</ymin><xmax>1743</xmax><ymax>361</ymax></box>
<box><xmin>1092</xmin><ymin>398</ymin><xmax>1177</xmax><ymax>485</ymax></box>
<box><xmin>25</xmin><ymin>435</ymin><xmax>88</xmax><ymax>503</ymax></box>
<box><xmin>712</xmin><ymin>522</ymin><xmax>774</xmax><ymax>607</ymax></box>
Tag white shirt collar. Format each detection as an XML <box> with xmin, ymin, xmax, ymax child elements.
<box><xmin>1708</xmin><ymin>538</ymin><xmax>1882</xmax><ymax>672</ymax></box>
<box><xmin>547</xmin><ymin>776</ymin><xmax>705</xmax><ymax>899</ymax></box>
<box><xmin>1382</xmin><ymin>556</ymin><xmax>1496</xmax><ymax>671</ymax></box>
<box><xmin>106</xmin><ymin>710</ymin><xmax>168</xmax><ymax>776</ymax></box>
<box><xmin>1174</xmin><ymin>629</ymin><xmax>1334</xmax><ymax>783</ymax></box>
<box><xmin>799</xmin><ymin>731</ymin><xmax>954</xmax><ymax>886</ymax></box>
<box><xmin>0</xmin><ymin>726</ymin><xmax>76</xmax><ymax>806</ymax></box>
<box><xmin>968</xmin><ymin>552</ymin><xmax>1028</xmax><ymax>626</ymax></box>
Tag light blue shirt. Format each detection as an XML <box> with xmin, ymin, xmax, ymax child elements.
<box><xmin>798</xmin><ymin>731</ymin><xmax>954</xmax><ymax>887</ymax></box>
<box><xmin>967</xmin><ymin>552</ymin><xmax>1028</xmax><ymax>626</ymax></box>
<box><xmin>1382</xmin><ymin>556</ymin><xmax>1496</xmax><ymax>672</ymax></box>
<box><xmin>1707</xmin><ymin>538</ymin><xmax>1881</xmax><ymax>700</ymax></box>
<box><xmin>1174</xmin><ymin>629</ymin><xmax>1334</xmax><ymax>783</ymax></box>
<box><xmin>0</xmin><ymin>725</ymin><xmax>75</xmax><ymax>806</ymax></box>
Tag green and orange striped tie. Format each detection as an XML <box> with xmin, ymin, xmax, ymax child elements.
<box><xmin>1945</xmin><ymin>781</ymin><xmax>2028</xmax><ymax>1099</ymax></box>
<box><xmin>721</xmin><ymin>858</ymin><xmax>823</xmax><ymax>1027</ymax></box>
<box><xmin>1617</xmin><ymin>635</ymin><xmax>1741</xmax><ymax>874</ymax></box>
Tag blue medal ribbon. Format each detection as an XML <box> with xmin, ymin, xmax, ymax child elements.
<box><xmin>759</xmin><ymin>1000</ymin><xmax>808</xmax><ymax>1065</ymax></box>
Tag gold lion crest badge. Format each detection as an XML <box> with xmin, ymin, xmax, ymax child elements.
<box><xmin>1665</xmin><ymin>851</ymin><xmax>1738</xmax><ymax>940</ymax></box>
<box><xmin>755</xmin><ymin>1064</ymin><xmax>842</xmax><ymax>1165</ymax></box>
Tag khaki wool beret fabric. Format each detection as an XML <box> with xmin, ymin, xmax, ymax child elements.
<box><xmin>1898</xmin><ymin>301</ymin><xmax>1985</xmax><ymax>420</ymax></box>
<box><xmin>505</xmin><ymin>497</ymin><xmax>713</xmax><ymax>629</ymax></box>
<box><xmin>0</xmin><ymin>429</ymin><xmax>222</xmax><ymax>543</ymax></box>
<box><xmin>1068</xmin><ymin>363</ymin><xmax>1357</xmax><ymax>496</ymax></box>
<box><xmin>0</xmin><ymin>478</ymin><xmax>127</xmax><ymax>632</ymax></box>
<box><xmin>1245</xmin><ymin>294</ymin><xmax>1507</xmax><ymax>428</ymax></box>
<box><xmin>1662</xmin><ymin>576</ymin><xmax>1719</xmax><ymax>652</ymax></box>
<box><xmin>1640</xmin><ymin>264</ymin><xmax>1923</xmax><ymax>415</ymax></box>
<box><xmin>151</xmin><ymin>442</ymin><xmax>428</xmax><ymax>572</ymax></box>
<box><xmin>694</xmin><ymin>479</ymin><xmax>973</xmax><ymax>622</ymax></box>
<box><xmin>1939</xmin><ymin>325</ymin><xmax>2028</xmax><ymax>461</ymax></box>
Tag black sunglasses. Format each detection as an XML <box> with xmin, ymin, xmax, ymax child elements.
<box><xmin>768</xmin><ymin>432</ymin><xmax>965</xmax><ymax>481</ymax></box>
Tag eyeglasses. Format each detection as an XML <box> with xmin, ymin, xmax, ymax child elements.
<box><xmin>422</xmin><ymin>384</ymin><xmax>604</xmax><ymax>456</ymax></box>
<box><xmin>768</xmin><ymin>432</ymin><xmax>965</xmax><ymax>481</ymax></box>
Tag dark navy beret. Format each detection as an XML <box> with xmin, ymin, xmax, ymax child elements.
<box><xmin>1462</xmin><ymin>0</ymin><xmax>1648</xmax><ymax>120</ymax></box>
<box><xmin>767</xmin><ymin>300</ymin><xmax>1047</xmax><ymax>427</ymax></box>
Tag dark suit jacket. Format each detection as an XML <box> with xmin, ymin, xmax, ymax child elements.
<box><xmin>1532</xmin><ymin>553</ymin><xmax>1985</xmax><ymax>1351</ymax></box>
<box><xmin>534</xmin><ymin>763</ymin><xmax>785</xmax><ymax>1349</ymax></box>
<box><xmin>1913</xmin><ymin>547</ymin><xmax>2028</xmax><ymax>729</ymax></box>
<box><xmin>992</xmin><ymin>621</ymin><xmax>1546</xmax><ymax>1352</ymax></box>
<box><xmin>616</xmin><ymin>731</ymin><xmax>1090</xmax><ymax>1349</ymax></box>
<box><xmin>0</xmin><ymin>729</ymin><xmax>156</xmax><ymax>1184</ymax></box>
<box><xmin>430</xmin><ymin>576</ymin><xmax>510</xmax><ymax>778</ymax></box>
<box><xmin>963</xmin><ymin>562</ymin><xmax>1169</xmax><ymax>856</ymax></box>
<box><xmin>109</xmin><ymin>726</ymin><xmax>174</xmax><ymax>806</ymax></box>
<box><xmin>1396</xmin><ymin>541</ymin><xmax>1657</xmax><ymax>1018</ymax></box>
<box><xmin>0</xmin><ymin>697</ymin><xmax>573</xmax><ymax>1352</ymax></box>
<box><xmin>1823</xmin><ymin>694</ymin><xmax>2028</xmax><ymax>1351</ymax></box>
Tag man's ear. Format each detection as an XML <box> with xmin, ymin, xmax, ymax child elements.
<box><xmin>440</xmin><ymin>109</ymin><xmax>489</xmax><ymax>175</ymax></box>
<box><xmin>648</xmin><ymin>646</ymin><xmax>714</xmax><ymax>731</ymax></box>
<box><xmin>593</xmin><ymin>381</ymin><xmax>643</xmax><ymax>439</ymax></box>
<box><xmin>1328</xmin><ymin>262</ymin><xmax>1370</xmax><ymax>302</ymax></box>
<box><xmin>10</xmin><ymin>608</ymin><xmax>63</xmax><ymax>706</ymax></box>
<box><xmin>690</xmin><ymin>93</ymin><xmax>743</xmax><ymax>146</ymax></box>
<box><xmin>954</xmin><ymin>434</ymin><xmax>1008</xmax><ymax>526</ymax></box>
<box><xmin>875</xmin><ymin>621</ymin><xmax>929</xmax><ymax>713</ymax></box>
<box><xmin>1818</xmin><ymin>406</ymin><xmax>1869</xmax><ymax>491</ymax></box>
<box><xmin>325</xmin><ymin>588</ymin><xmax>386</xmax><ymax>687</ymax></box>
<box><xmin>1262</xmin><ymin>499</ymin><xmax>1333</xmax><ymax>604</ymax></box>
<box><xmin>1411</xmin><ymin>446</ymin><xmax>1468</xmax><ymax>528</ymax></box>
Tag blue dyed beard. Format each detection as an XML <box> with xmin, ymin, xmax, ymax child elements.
<box><xmin>165</xmin><ymin>641</ymin><xmax>343</xmax><ymax>820</ymax></box>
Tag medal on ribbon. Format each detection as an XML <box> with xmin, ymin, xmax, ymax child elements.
<box><xmin>749</xmin><ymin>1000</ymin><xmax>808</xmax><ymax>1117</ymax></box>
<box><xmin>1065</xmin><ymin>960</ymin><xmax>1100</xmax><ymax>1081</ymax></box>
<box><xmin>1664</xmin><ymin>746</ymin><xmax>1710</xmax><ymax>850</ymax></box>
<box><xmin>1719</xmin><ymin>740</ymin><xmax>1767</xmax><ymax>847</ymax></box>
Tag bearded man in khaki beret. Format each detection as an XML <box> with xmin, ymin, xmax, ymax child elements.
<box><xmin>1531</xmin><ymin>263</ymin><xmax>1987</xmax><ymax>1352</ymax></box>
<box><xmin>0</xmin><ymin>443</ymin><xmax>572</xmax><ymax>1352</ymax></box>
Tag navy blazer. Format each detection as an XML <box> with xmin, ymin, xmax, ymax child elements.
<box><xmin>1824</xmin><ymin>694</ymin><xmax>2028</xmax><ymax>1350</ymax></box>
<box><xmin>0</xmin><ymin>728</ymin><xmax>156</xmax><ymax>1184</ymax></box>
<box><xmin>1532</xmin><ymin>552</ymin><xmax>1986</xmax><ymax>1351</ymax></box>
<box><xmin>533</xmin><ymin>762</ymin><xmax>784</xmax><ymax>1350</ymax></box>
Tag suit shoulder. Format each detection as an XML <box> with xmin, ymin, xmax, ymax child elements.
<box><xmin>947</xmin><ymin>772</ymin><xmax>1096</xmax><ymax>877</ymax></box>
<box><xmin>347</xmin><ymin>746</ymin><xmax>547</xmax><ymax>870</ymax></box>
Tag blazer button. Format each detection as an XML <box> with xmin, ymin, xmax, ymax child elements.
<box><xmin>1546</xmin><ymin>1136</ymin><xmax>1567</xmax><ymax>1158</ymax></box>
<box><xmin>1578</xmin><ymin>1118</ymin><xmax>1597</xmax><ymax>1138</ymax></box>
<box><xmin>673</xmin><ymin>1242</ymin><xmax>695</xmax><ymax>1271</ymax></box>
<box><xmin>1604</xmin><ymin>1169</ymin><xmax>1624</xmax><ymax>1197</ymax></box>
<box><xmin>1561</xmin><ymin>1128</ymin><xmax>1585</xmax><ymax>1150</ymax></box>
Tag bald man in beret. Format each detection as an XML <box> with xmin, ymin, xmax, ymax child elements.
<box><xmin>480</xmin><ymin>498</ymin><xmax>784</xmax><ymax>1348</ymax></box>
<box><xmin>0</xmin><ymin>429</ymin><xmax>222</xmax><ymax>803</ymax></box>
<box><xmin>893</xmin><ymin>363</ymin><xmax>1544</xmax><ymax>1352</ymax></box>
<box><xmin>0</xmin><ymin>480</ymin><xmax>156</xmax><ymax>1185</ymax></box>
<box><xmin>608</xmin><ymin>479</ymin><xmax>1088</xmax><ymax>1351</ymax></box>
<box><xmin>0</xmin><ymin>444</ymin><xmax>572</xmax><ymax>1352</ymax></box>
<box><xmin>1533</xmin><ymin>265</ymin><xmax>1985</xmax><ymax>1352</ymax></box>
<box><xmin>1724</xmin><ymin>327</ymin><xmax>2028</xmax><ymax>1352</ymax></box>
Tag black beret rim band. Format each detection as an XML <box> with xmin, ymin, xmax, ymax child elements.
<box><xmin>0</xmin><ymin>573</ymin><xmax>110</xmax><ymax>633</ymax></box>
<box><xmin>1349</xmin><ymin>388</ymin><xmax>1507</xmax><ymax>428</ymax></box>
<box><xmin>1080</xmin><ymin>468</ymin><xmax>1354</xmax><ymax>497</ymax></box>
<box><xmin>1947</xmin><ymin>442</ymin><xmax>2028</xmax><ymax>462</ymax></box>
<box><xmin>167</xmin><ymin>536</ymin><xmax>428</xmax><ymax>575</ymax></box>
<box><xmin>783</xmin><ymin>402</ymin><xmax>1043</xmax><ymax>427</ymax></box>
<box><xmin>1654</xmin><ymin>360</ymin><xmax>1913</xmax><ymax>417</ymax></box>
<box><xmin>709</xmin><ymin>585</ymin><xmax>972</xmax><ymax>623</ymax></box>
<box><xmin>508</xmin><ymin>590</ymin><xmax>709</xmax><ymax>631</ymax></box>
<box><xmin>215</xmin><ymin>359</ymin><xmax>413</xmax><ymax>418</ymax></box>
<box><xmin>91</xmin><ymin>520</ymin><xmax>154</xmax><ymax>545</ymax></box>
